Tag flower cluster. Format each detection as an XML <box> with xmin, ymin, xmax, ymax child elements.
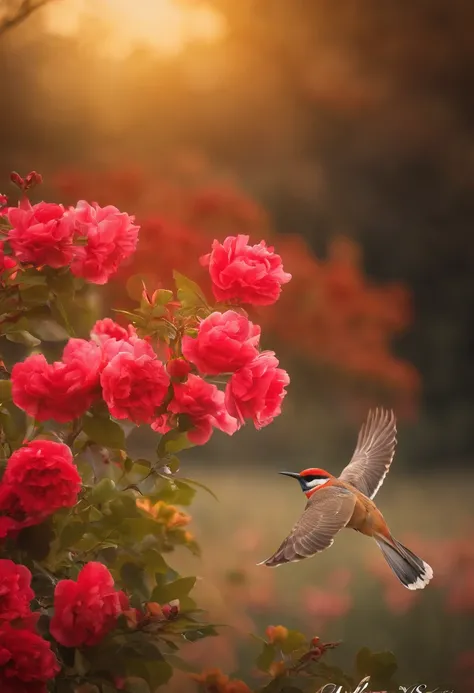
<box><xmin>0</xmin><ymin>560</ymin><xmax>59</xmax><ymax>693</ymax></box>
<box><xmin>181</xmin><ymin>310</ymin><xmax>289</xmax><ymax>433</ymax></box>
<box><xmin>10</xmin><ymin>234</ymin><xmax>291</xmax><ymax>443</ymax></box>
<box><xmin>0</xmin><ymin>169</ymin><xmax>295</xmax><ymax>693</ymax></box>
<box><xmin>2</xmin><ymin>194</ymin><xmax>139</xmax><ymax>284</ymax></box>
<box><xmin>11</xmin><ymin>326</ymin><xmax>170</xmax><ymax>426</ymax></box>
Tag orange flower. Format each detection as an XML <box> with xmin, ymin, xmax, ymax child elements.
<box><xmin>136</xmin><ymin>498</ymin><xmax>191</xmax><ymax>529</ymax></box>
<box><xmin>190</xmin><ymin>668</ymin><xmax>251</xmax><ymax>693</ymax></box>
<box><xmin>265</xmin><ymin>625</ymin><xmax>288</xmax><ymax>644</ymax></box>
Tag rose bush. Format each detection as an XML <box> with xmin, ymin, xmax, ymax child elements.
<box><xmin>0</xmin><ymin>171</ymin><xmax>401</xmax><ymax>693</ymax></box>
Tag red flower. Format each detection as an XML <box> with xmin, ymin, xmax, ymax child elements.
<box><xmin>0</xmin><ymin>560</ymin><xmax>34</xmax><ymax>622</ymax></box>
<box><xmin>0</xmin><ymin>623</ymin><xmax>59</xmax><ymax>693</ymax></box>
<box><xmin>7</xmin><ymin>200</ymin><xmax>75</xmax><ymax>268</ymax></box>
<box><xmin>0</xmin><ymin>242</ymin><xmax>16</xmax><ymax>278</ymax></box>
<box><xmin>166</xmin><ymin>374</ymin><xmax>237</xmax><ymax>444</ymax></box>
<box><xmin>50</xmin><ymin>562</ymin><xmax>129</xmax><ymax>647</ymax></box>
<box><xmin>225</xmin><ymin>352</ymin><xmax>289</xmax><ymax>429</ymax></box>
<box><xmin>69</xmin><ymin>200</ymin><xmax>139</xmax><ymax>284</ymax></box>
<box><xmin>100</xmin><ymin>342</ymin><xmax>170</xmax><ymax>424</ymax></box>
<box><xmin>201</xmin><ymin>235</ymin><xmax>291</xmax><ymax>306</ymax></box>
<box><xmin>182</xmin><ymin>310</ymin><xmax>260</xmax><ymax>375</ymax></box>
<box><xmin>166</xmin><ymin>358</ymin><xmax>191</xmax><ymax>381</ymax></box>
<box><xmin>99</xmin><ymin>331</ymin><xmax>153</xmax><ymax>362</ymax></box>
<box><xmin>91</xmin><ymin>318</ymin><xmax>133</xmax><ymax>342</ymax></box>
<box><xmin>1</xmin><ymin>441</ymin><xmax>81</xmax><ymax>521</ymax></box>
<box><xmin>11</xmin><ymin>339</ymin><xmax>101</xmax><ymax>423</ymax></box>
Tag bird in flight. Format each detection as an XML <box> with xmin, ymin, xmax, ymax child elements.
<box><xmin>258</xmin><ymin>408</ymin><xmax>433</xmax><ymax>590</ymax></box>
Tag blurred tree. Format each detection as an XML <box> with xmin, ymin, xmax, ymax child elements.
<box><xmin>0</xmin><ymin>0</ymin><xmax>53</xmax><ymax>36</ymax></box>
<box><xmin>1</xmin><ymin>0</ymin><xmax>474</xmax><ymax>468</ymax></box>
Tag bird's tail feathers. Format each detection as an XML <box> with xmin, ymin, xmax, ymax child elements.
<box><xmin>374</xmin><ymin>534</ymin><xmax>433</xmax><ymax>590</ymax></box>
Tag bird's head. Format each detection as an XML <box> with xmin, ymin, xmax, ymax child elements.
<box><xmin>279</xmin><ymin>467</ymin><xmax>333</xmax><ymax>498</ymax></box>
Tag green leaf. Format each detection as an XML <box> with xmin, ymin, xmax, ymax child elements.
<box><xmin>177</xmin><ymin>476</ymin><xmax>218</xmax><ymax>502</ymax></box>
<box><xmin>355</xmin><ymin>647</ymin><xmax>372</xmax><ymax>678</ymax></box>
<box><xmin>124</xmin><ymin>681</ymin><xmax>150</xmax><ymax>693</ymax></box>
<box><xmin>163</xmin><ymin>479</ymin><xmax>196</xmax><ymax>506</ymax></box>
<box><xmin>46</xmin><ymin>270</ymin><xmax>76</xmax><ymax>296</ymax></box>
<box><xmin>59</xmin><ymin>520</ymin><xmax>85</xmax><ymax>550</ymax></box>
<box><xmin>17</xmin><ymin>519</ymin><xmax>55</xmax><ymax>561</ymax></box>
<box><xmin>18</xmin><ymin>285</ymin><xmax>51</xmax><ymax>306</ymax></box>
<box><xmin>173</xmin><ymin>271</ymin><xmax>207</xmax><ymax>309</ymax></box>
<box><xmin>6</xmin><ymin>330</ymin><xmax>41</xmax><ymax>347</ymax></box>
<box><xmin>155</xmin><ymin>289</ymin><xmax>174</xmax><ymax>305</ymax></box>
<box><xmin>182</xmin><ymin>625</ymin><xmax>220</xmax><ymax>642</ymax></box>
<box><xmin>83</xmin><ymin>414</ymin><xmax>126</xmax><ymax>449</ymax></box>
<box><xmin>150</xmin><ymin>576</ymin><xmax>196</xmax><ymax>604</ymax></box>
<box><xmin>28</xmin><ymin>318</ymin><xmax>69</xmax><ymax>342</ymax></box>
<box><xmin>166</xmin><ymin>456</ymin><xmax>180</xmax><ymax>473</ymax></box>
<box><xmin>90</xmin><ymin>478</ymin><xmax>117</xmax><ymax>504</ymax></box>
<box><xmin>141</xmin><ymin>549</ymin><xmax>169</xmax><ymax>574</ymax></box>
<box><xmin>281</xmin><ymin>629</ymin><xmax>307</xmax><ymax>655</ymax></box>
<box><xmin>157</xmin><ymin>430</ymin><xmax>194</xmax><ymax>456</ymax></box>
<box><xmin>164</xmin><ymin>653</ymin><xmax>200</xmax><ymax>674</ymax></box>
<box><xmin>18</xmin><ymin>270</ymin><xmax>47</xmax><ymax>287</ymax></box>
<box><xmin>74</xmin><ymin>649</ymin><xmax>90</xmax><ymax>676</ymax></box>
<box><xmin>126</xmin><ymin>659</ymin><xmax>173</xmax><ymax>690</ymax></box>
<box><xmin>355</xmin><ymin>648</ymin><xmax>398</xmax><ymax>686</ymax></box>
<box><xmin>0</xmin><ymin>406</ymin><xmax>23</xmax><ymax>447</ymax></box>
<box><xmin>256</xmin><ymin>643</ymin><xmax>276</xmax><ymax>673</ymax></box>
<box><xmin>0</xmin><ymin>380</ymin><xmax>12</xmax><ymax>403</ymax></box>
<box><xmin>121</xmin><ymin>562</ymin><xmax>150</xmax><ymax>599</ymax></box>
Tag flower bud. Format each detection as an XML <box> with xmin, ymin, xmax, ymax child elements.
<box><xmin>167</xmin><ymin>358</ymin><xmax>191</xmax><ymax>381</ymax></box>
<box><xmin>10</xmin><ymin>171</ymin><xmax>24</xmax><ymax>189</ymax></box>
<box><xmin>24</xmin><ymin>171</ymin><xmax>43</xmax><ymax>189</ymax></box>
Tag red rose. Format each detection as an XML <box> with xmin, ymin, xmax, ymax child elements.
<box><xmin>166</xmin><ymin>358</ymin><xmax>191</xmax><ymax>381</ymax></box>
<box><xmin>182</xmin><ymin>310</ymin><xmax>260</xmax><ymax>375</ymax></box>
<box><xmin>7</xmin><ymin>200</ymin><xmax>75</xmax><ymax>269</ymax></box>
<box><xmin>225</xmin><ymin>352</ymin><xmax>290</xmax><ymax>429</ymax></box>
<box><xmin>91</xmin><ymin>318</ymin><xmax>134</xmax><ymax>342</ymax></box>
<box><xmin>166</xmin><ymin>374</ymin><xmax>237</xmax><ymax>444</ymax></box>
<box><xmin>50</xmin><ymin>562</ymin><xmax>129</xmax><ymax>647</ymax></box>
<box><xmin>201</xmin><ymin>235</ymin><xmax>291</xmax><ymax>306</ymax></box>
<box><xmin>11</xmin><ymin>339</ymin><xmax>101</xmax><ymax>423</ymax></box>
<box><xmin>2</xmin><ymin>440</ymin><xmax>81</xmax><ymax>521</ymax></box>
<box><xmin>0</xmin><ymin>560</ymin><xmax>34</xmax><ymax>622</ymax></box>
<box><xmin>69</xmin><ymin>201</ymin><xmax>139</xmax><ymax>284</ymax></box>
<box><xmin>0</xmin><ymin>623</ymin><xmax>59</xmax><ymax>693</ymax></box>
<box><xmin>100</xmin><ymin>339</ymin><xmax>170</xmax><ymax>423</ymax></box>
<box><xmin>99</xmin><ymin>331</ymin><xmax>153</xmax><ymax>362</ymax></box>
<box><xmin>0</xmin><ymin>242</ymin><xmax>16</xmax><ymax>279</ymax></box>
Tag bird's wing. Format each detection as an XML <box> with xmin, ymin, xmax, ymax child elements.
<box><xmin>339</xmin><ymin>408</ymin><xmax>397</xmax><ymax>499</ymax></box>
<box><xmin>259</xmin><ymin>485</ymin><xmax>356</xmax><ymax>567</ymax></box>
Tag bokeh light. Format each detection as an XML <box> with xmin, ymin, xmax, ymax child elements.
<box><xmin>43</xmin><ymin>0</ymin><xmax>226</xmax><ymax>58</ymax></box>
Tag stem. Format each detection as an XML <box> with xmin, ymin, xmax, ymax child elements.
<box><xmin>65</xmin><ymin>418</ymin><xmax>83</xmax><ymax>447</ymax></box>
<box><xmin>33</xmin><ymin>560</ymin><xmax>58</xmax><ymax>585</ymax></box>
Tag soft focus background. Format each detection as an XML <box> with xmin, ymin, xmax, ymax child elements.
<box><xmin>1</xmin><ymin>0</ymin><xmax>474</xmax><ymax>689</ymax></box>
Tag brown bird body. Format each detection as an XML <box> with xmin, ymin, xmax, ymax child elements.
<box><xmin>259</xmin><ymin>409</ymin><xmax>433</xmax><ymax>590</ymax></box>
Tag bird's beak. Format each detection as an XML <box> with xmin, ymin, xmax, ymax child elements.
<box><xmin>278</xmin><ymin>471</ymin><xmax>301</xmax><ymax>480</ymax></box>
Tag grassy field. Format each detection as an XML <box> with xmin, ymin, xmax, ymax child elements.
<box><xmin>169</xmin><ymin>467</ymin><xmax>474</xmax><ymax>690</ymax></box>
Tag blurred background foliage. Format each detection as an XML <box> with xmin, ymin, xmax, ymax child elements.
<box><xmin>1</xmin><ymin>0</ymin><xmax>474</xmax><ymax>688</ymax></box>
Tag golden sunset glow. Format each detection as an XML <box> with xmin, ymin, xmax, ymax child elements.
<box><xmin>43</xmin><ymin>0</ymin><xmax>226</xmax><ymax>58</ymax></box>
